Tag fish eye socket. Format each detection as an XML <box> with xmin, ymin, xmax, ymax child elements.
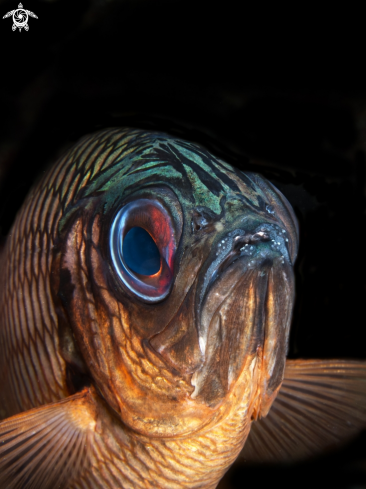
<box><xmin>110</xmin><ymin>198</ymin><xmax>177</xmax><ymax>302</ymax></box>
<box><xmin>123</xmin><ymin>227</ymin><xmax>161</xmax><ymax>276</ymax></box>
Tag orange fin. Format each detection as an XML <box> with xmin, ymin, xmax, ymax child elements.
<box><xmin>0</xmin><ymin>389</ymin><xmax>96</xmax><ymax>489</ymax></box>
<box><xmin>241</xmin><ymin>359</ymin><xmax>366</xmax><ymax>463</ymax></box>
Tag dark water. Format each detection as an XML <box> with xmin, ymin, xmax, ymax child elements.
<box><xmin>0</xmin><ymin>2</ymin><xmax>365</xmax><ymax>487</ymax></box>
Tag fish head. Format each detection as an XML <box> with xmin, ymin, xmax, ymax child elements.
<box><xmin>53</xmin><ymin>130</ymin><xmax>298</xmax><ymax>438</ymax></box>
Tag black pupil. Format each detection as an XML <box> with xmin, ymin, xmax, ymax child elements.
<box><xmin>123</xmin><ymin>227</ymin><xmax>161</xmax><ymax>275</ymax></box>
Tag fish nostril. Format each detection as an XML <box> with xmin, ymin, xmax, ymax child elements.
<box><xmin>253</xmin><ymin>231</ymin><xmax>270</xmax><ymax>241</ymax></box>
<box><xmin>231</xmin><ymin>231</ymin><xmax>270</xmax><ymax>252</ymax></box>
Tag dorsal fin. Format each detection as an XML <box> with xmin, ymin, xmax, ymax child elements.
<box><xmin>241</xmin><ymin>359</ymin><xmax>366</xmax><ymax>463</ymax></box>
<box><xmin>0</xmin><ymin>389</ymin><xmax>96</xmax><ymax>489</ymax></box>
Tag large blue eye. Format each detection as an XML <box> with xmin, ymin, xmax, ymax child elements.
<box><xmin>123</xmin><ymin>227</ymin><xmax>160</xmax><ymax>275</ymax></box>
<box><xmin>110</xmin><ymin>198</ymin><xmax>178</xmax><ymax>302</ymax></box>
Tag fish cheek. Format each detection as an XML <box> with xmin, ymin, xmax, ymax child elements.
<box><xmin>149</xmin><ymin>280</ymin><xmax>203</xmax><ymax>375</ymax></box>
<box><xmin>52</xmin><ymin>214</ymin><xmax>121</xmax><ymax>413</ymax></box>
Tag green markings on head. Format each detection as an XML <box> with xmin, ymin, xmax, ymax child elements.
<box><xmin>183</xmin><ymin>164</ymin><xmax>222</xmax><ymax>215</ymax></box>
<box><xmin>59</xmin><ymin>129</ymin><xmax>266</xmax><ymax>229</ymax></box>
<box><xmin>80</xmin><ymin>136</ymin><xmax>227</xmax><ymax>216</ymax></box>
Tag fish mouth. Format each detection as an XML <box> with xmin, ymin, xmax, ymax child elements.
<box><xmin>196</xmin><ymin>223</ymin><xmax>290</xmax><ymax>353</ymax></box>
<box><xmin>191</xmin><ymin>237</ymin><xmax>294</xmax><ymax>409</ymax></box>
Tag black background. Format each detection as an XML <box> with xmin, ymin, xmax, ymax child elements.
<box><xmin>0</xmin><ymin>1</ymin><xmax>365</xmax><ymax>487</ymax></box>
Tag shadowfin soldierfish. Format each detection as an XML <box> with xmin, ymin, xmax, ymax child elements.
<box><xmin>0</xmin><ymin>128</ymin><xmax>365</xmax><ymax>488</ymax></box>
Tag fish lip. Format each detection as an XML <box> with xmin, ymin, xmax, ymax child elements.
<box><xmin>191</xmin><ymin>258</ymin><xmax>272</xmax><ymax>404</ymax></box>
<box><xmin>197</xmin><ymin>253</ymin><xmax>257</xmax><ymax>356</ymax></box>
<box><xmin>192</xmin><ymin>254</ymin><xmax>294</xmax><ymax>406</ymax></box>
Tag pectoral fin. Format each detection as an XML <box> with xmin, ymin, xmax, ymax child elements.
<box><xmin>241</xmin><ymin>359</ymin><xmax>366</xmax><ymax>463</ymax></box>
<box><xmin>0</xmin><ymin>388</ymin><xmax>96</xmax><ymax>489</ymax></box>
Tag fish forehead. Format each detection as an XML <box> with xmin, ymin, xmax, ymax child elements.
<box><xmin>59</xmin><ymin>128</ymin><xmax>266</xmax><ymax>221</ymax></box>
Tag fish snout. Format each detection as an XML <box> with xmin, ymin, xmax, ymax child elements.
<box><xmin>200</xmin><ymin>222</ymin><xmax>292</xmax><ymax>309</ymax></box>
